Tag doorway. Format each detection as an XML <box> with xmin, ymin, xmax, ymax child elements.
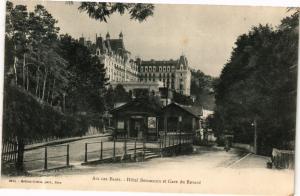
<box><xmin>130</xmin><ymin>117</ymin><xmax>144</xmax><ymax>138</ymax></box>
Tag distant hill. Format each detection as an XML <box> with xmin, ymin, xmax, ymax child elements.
<box><xmin>190</xmin><ymin>69</ymin><xmax>216</xmax><ymax>110</ymax></box>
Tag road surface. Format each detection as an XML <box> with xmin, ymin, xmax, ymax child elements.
<box><xmin>6</xmin><ymin>145</ymin><xmax>293</xmax><ymax>195</ymax></box>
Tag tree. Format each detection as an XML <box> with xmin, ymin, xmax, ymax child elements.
<box><xmin>27</xmin><ymin>5</ymin><xmax>62</xmax><ymax>100</ymax></box>
<box><xmin>59</xmin><ymin>34</ymin><xmax>108</xmax><ymax>114</ymax></box>
<box><xmin>6</xmin><ymin>3</ymin><xmax>29</xmax><ymax>85</ymax></box>
<box><xmin>172</xmin><ymin>91</ymin><xmax>193</xmax><ymax>105</ymax></box>
<box><xmin>214</xmin><ymin>13</ymin><xmax>298</xmax><ymax>155</ymax></box>
<box><xmin>76</xmin><ymin>2</ymin><xmax>154</xmax><ymax>22</ymax></box>
<box><xmin>190</xmin><ymin>69</ymin><xmax>216</xmax><ymax>109</ymax></box>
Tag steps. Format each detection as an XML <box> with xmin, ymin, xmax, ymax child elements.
<box><xmin>143</xmin><ymin>150</ymin><xmax>160</xmax><ymax>160</ymax></box>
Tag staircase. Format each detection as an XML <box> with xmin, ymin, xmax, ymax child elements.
<box><xmin>143</xmin><ymin>149</ymin><xmax>160</xmax><ymax>160</ymax></box>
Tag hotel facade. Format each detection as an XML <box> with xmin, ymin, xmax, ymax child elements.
<box><xmin>81</xmin><ymin>32</ymin><xmax>191</xmax><ymax>96</ymax></box>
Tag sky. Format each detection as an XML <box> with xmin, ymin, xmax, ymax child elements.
<box><xmin>10</xmin><ymin>0</ymin><xmax>290</xmax><ymax>77</ymax></box>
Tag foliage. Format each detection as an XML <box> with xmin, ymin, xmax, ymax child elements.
<box><xmin>214</xmin><ymin>13</ymin><xmax>298</xmax><ymax>155</ymax></box>
<box><xmin>5</xmin><ymin>2</ymin><xmax>68</xmax><ymax>106</ymax></box>
<box><xmin>172</xmin><ymin>91</ymin><xmax>193</xmax><ymax>105</ymax></box>
<box><xmin>104</xmin><ymin>84</ymin><xmax>132</xmax><ymax>110</ymax></box>
<box><xmin>190</xmin><ymin>69</ymin><xmax>216</xmax><ymax>109</ymax></box>
<box><xmin>4</xmin><ymin>2</ymin><xmax>108</xmax><ymax>141</ymax></box>
<box><xmin>59</xmin><ymin>34</ymin><xmax>108</xmax><ymax>114</ymax></box>
<box><xmin>2</xmin><ymin>85</ymin><xmax>88</xmax><ymax>141</ymax></box>
<box><xmin>77</xmin><ymin>2</ymin><xmax>154</xmax><ymax>22</ymax></box>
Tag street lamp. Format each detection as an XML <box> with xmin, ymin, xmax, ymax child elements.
<box><xmin>179</xmin><ymin>116</ymin><xmax>182</xmax><ymax>144</ymax></box>
<box><xmin>251</xmin><ymin>119</ymin><xmax>257</xmax><ymax>154</ymax></box>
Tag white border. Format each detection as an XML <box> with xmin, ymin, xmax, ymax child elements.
<box><xmin>0</xmin><ymin>1</ymin><xmax>299</xmax><ymax>196</ymax></box>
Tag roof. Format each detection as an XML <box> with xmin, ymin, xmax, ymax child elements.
<box><xmin>108</xmin><ymin>39</ymin><xmax>125</xmax><ymax>52</ymax></box>
<box><xmin>140</xmin><ymin>55</ymin><xmax>189</xmax><ymax>69</ymax></box>
<box><xmin>141</xmin><ymin>59</ymin><xmax>178</xmax><ymax>66</ymax></box>
<box><xmin>110</xmin><ymin>98</ymin><xmax>162</xmax><ymax>115</ymax></box>
<box><xmin>180</xmin><ymin>104</ymin><xmax>203</xmax><ymax>117</ymax></box>
<box><xmin>161</xmin><ymin>102</ymin><xmax>202</xmax><ymax>119</ymax></box>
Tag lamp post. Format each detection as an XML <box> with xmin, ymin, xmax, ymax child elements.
<box><xmin>179</xmin><ymin>116</ymin><xmax>182</xmax><ymax>145</ymax></box>
<box><xmin>251</xmin><ymin>119</ymin><xmax>257</xmax><ymax>154</ymax></box>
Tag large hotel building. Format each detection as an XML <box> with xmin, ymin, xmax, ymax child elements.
<box><xmin>81</xmin><ymin>32</ymin><xmax>191</xmax><ymax>96</ymax></box>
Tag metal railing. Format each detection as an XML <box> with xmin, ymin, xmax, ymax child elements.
<box><xmin>43</xmin><ymin>144</ymin><xmax>70</xmax><ymax>170</ymax></box>
<box><xmin>159</xmin><ymin>132</ymin><xmax>194</xmax><ymax>148</ymax></box>
<box><xmin>83</xmin><ymin>138</ymin><xmax>145</xmax><ymax>163</ymax></box>
<box><xmin>23</xmin><ymin>144</ymin><xmax>70</xmax><ymax>171</ymax></box>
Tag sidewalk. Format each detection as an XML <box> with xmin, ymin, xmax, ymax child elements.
<box><xmin>25</xmin><ymin>133</ymin><xmax>112</xmax><ymax>151</ymax></box>
<box><xmin>229</xmin><ymin>153</ymin><xmax>271</xmax><ymax>169</ymax></box>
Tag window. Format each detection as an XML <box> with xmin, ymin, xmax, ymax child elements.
<box><xmin>153</xmin><ymin>67</ymin><xmax>156</xmax><ymax>72</ymax></box>
<box><xmin>163</xmin><ymin>67</ymin><xmax>166</xmax><ymax>72</ymax></box>
<box><xmin>145</xmin><ymin>67</ymin><xmax>148</xmax><ymax>72</ymax></box>
<box><xmin>167</xmin><ymin>66</ymin><xmax>170</xmax><ymax>72</ymax></box>
<box><xmin>149</xmin><ymin>67</ymin><xmax>152</xmax><ymax>72</ymax></box>
<box><xmin>159</xmin><ymin>66</ymin><xmax>162</xmax><ymax>72</ymax></box>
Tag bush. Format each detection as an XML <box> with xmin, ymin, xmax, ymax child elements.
<box><xmin>2</xmin><ymin>85</ymin><xmax>88</xmax><ymax>142</ymax></box>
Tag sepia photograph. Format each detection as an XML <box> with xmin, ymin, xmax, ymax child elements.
<box><xmin>0</xmin><ymin>0</ymin><xmax>298</xmax><ymax>195</ymax></box>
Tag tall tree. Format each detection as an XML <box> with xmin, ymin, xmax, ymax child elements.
<box><xmin>59</xmin><ymin>34</ymin><xmax>108</xmax><ymax>114</ymax></box>
<box><xmin>6</xmin><ymin>4</ymin><xmax>29</xmax><ymax>85</ymax></box>
<box><xmin>214</xmin><ymin>13</ymin><xmax>298</xmax><ymax>155</ymax></box>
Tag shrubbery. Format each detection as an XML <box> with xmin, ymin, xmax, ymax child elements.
<box><xmin>2</xmin><ymin>85</ymin><xmax>88</xmax><ymax>142</ymax></box>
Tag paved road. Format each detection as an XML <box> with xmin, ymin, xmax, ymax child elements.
<box><xmin>10</xmin><ymin>145</ymin><xmax>294</xmax><ymax>195</ymax></box>
<box><xmin>24</xmin><ymin>136</ymin><xmax>159</xmax><ymax>171</ymax></box>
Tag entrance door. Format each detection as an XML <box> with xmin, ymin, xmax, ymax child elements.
<box><xmin>136</xmin><ymin>121</ymin><xmax>143</xmax><ymax>139</ymax></box>
<box><xmin>134</xmin><ymin>121</ymin><xmax>141</xmax><ymax>138</ymax></box>
<box><xmin>130</xmin><ymin>119</ymin><xmax>142</xmax><ymax>138</ymax></box>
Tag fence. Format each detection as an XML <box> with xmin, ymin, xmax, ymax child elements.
<box><xmin>83</xmin><ymin>139</ymin><xmax>145</xmax><ymax>163</ymax></box>
<box><xmin>1</xmin><ymin>138</ymin><xmax>18</xmax><ymax>164</ymax></box>
<box><xmin>23</xmin><ymin>144</ymin><xmax>70</xmax><ymax>171</ymax></box>
<box><xmin>159</xmin><ymin>132</ymin><xmax>194</xmax><ymax>148</ymax></box>
<box><xmin>272</xmin><ymin>148</ymin><xmax>294</xmax><ymax>169</ymax></box>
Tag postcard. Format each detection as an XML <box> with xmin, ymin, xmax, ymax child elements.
<box><xmin>0</xmin><ymin>0</ymin><xmax>298</xmax><ymax>195</ymax></box>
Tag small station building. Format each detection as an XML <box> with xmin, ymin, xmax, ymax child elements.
<box><xmin>110</xmin><ymin>99</ymin><xmax>202</xmax><ymax>141</ymax></box>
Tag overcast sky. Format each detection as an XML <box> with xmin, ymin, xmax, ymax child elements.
<box><xmin>11</xmin><ymin>0</ymin><xmax>290</xmax><ymax>77</ymax></box>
